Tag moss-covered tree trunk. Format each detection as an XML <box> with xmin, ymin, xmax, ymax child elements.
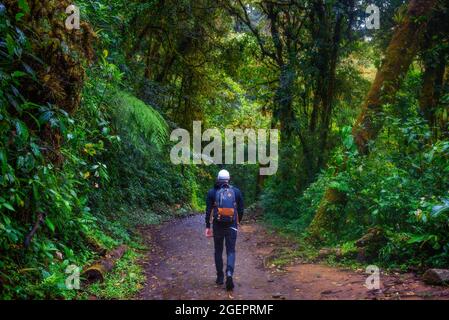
<box><xmin>5</xmin><ymin>0</ymin><xmax>95</xmax><ymax>114</ymax></box>
<box><xmin>352</xmin><ymin>0</ymin><xmax>439</xmax><ymax>155</ymax></box>
<box><xmin>308</xmin><ymin>0</ymin><xmax>439</xmax><ymax>240</ymax></box>
<box><xmin>5</xmin><ymin>0</ymin><xmax>94</xmax><ymax>164</ymax></box>
<box><xmin>307</xmin><ymin>186</ymin><xmax>347</xmax><ymax>242</ymax></box>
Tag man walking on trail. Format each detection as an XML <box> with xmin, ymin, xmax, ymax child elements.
<box><xmin>205</xmin><ymin>169</ymin><xmax>244</xmax><ymax>291</ymax></box>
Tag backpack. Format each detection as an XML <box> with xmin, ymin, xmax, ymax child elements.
<box><xmin>214</xmin><ymin>186</ymin><xmax>237</xmax><ymax>223</ymax></box>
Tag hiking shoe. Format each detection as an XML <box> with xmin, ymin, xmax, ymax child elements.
<box><xmin>216</xmin><ymin>276</ymin><xmax>224</xmax><ymax>285</ymax></box>
<box><xmin>226</xmin><ymin>276</ymin><xmax>234</xmax><ymax>291</ymax></box>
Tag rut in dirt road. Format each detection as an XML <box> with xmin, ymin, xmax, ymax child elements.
<box><xmin>138</xmin><ymin>215</ymin><xmax>449</xmax><ymax>300</ymax></box>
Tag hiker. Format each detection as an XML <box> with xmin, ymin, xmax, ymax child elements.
<box><xmin>205</xmin><ymin>169</ymin><xmax>244</xmax><ymax>291</ymax></box>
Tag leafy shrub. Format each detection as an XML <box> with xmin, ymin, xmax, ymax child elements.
<box><xmin>262</xmin><ymin>71</ymin><xmax>449</xmax><ymax>268</ymax></box>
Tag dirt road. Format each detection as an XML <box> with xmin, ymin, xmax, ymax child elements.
<box><xmin>138</xmin><ymin>215</ymin><xmax>449</xmax><ymax>300</ymax></box>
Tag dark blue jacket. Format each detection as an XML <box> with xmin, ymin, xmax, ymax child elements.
<box><xmin>205</xmin><ymin>182</ymin><xmax>244</xmax><ymax>228</ymax></box>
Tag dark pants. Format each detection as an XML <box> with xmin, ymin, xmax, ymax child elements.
<box><xmin>213</xmin><ymin>222</ymin><xmax>237</xmax><ymax>278</ymax></box>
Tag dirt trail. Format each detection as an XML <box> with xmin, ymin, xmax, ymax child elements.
<box><xmin>138</xmin><ymin>215</ymin><xmax>449</xmax><ymax>300</ymax></box>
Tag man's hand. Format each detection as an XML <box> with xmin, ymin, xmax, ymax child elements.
<box><xmin>205</xmin><ymin>228</ymin><xmax>213</xmax><ymax>237</ymax></box>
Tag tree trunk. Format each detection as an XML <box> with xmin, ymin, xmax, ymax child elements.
<box><xmin>82</xmin><ymin>245</ymin><xmax>128</xmax><ymax>283</ymax></box>
<box><xmin>316</xmin><ymin>14</ymin><xmax>343</xmax><ymax>170</ymax></box>
<box><xmin>419</xmin><ymin>54</ymin><xmax>445</xmax><ymax>134</ymax></box>
<box><xmin>352</xmin><ymin>0</ymin><xmax>439</xmax><ymax>155</ymax></box>
<box><xmin>276</xmin><ymin>64</ymin><xmax>296</xmax><ymax>140</ymax></box>
<box><xmin>308</xmin><ymin>187</ymin><xmax>347</xmax><ymax>242</ymax></box>
<box><xmin>275</xmin><ymin>64</ymin><xmax>297</xmax><ymax>182</ymax></box>
<box><xmin>308</xmin><ymin>0</ymin><xmax>439</xmax><ymax>240</ymax></box>
<box><xmin>440</xmin><ymin>65</ymin><xmax>449</xmax><ymax>138</ymax></box>
<box><xmin>256</xmin><ymin>172</ymin><xmax>267</xmax><ymax>198</ymax></box>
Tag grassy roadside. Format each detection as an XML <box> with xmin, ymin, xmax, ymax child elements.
<box><xmin>81</xmin><ymin>249</ymin><xmax>146</xmax><ymax>299</ymax></box>
<box><xmin>261</xmin><ymin>214</ymin><xmax>415</xmax><ymax>275</ymax></box>
<box><xmin>74</xmin><ymin>207</ymin><xmax>194</xmax><ymax>300</ymax></box>
<box><xmin>251</xmin><ymin>205</ymin><xmax>371</xmax><ymax>272</ymax></box>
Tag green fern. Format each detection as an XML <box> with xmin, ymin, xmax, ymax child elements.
<box><xmin>111</xmin><ymin>92</ymin><xmax>168</xmax><ymax>150</ymax></box>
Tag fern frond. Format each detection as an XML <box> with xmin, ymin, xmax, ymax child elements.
<box><xmin>110</xmin><ymin>92</ymin><xmax>168</xmax><ymax>150</ymax></box>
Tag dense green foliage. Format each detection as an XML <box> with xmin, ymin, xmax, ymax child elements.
<box><xmin>1</xmin><ymin>0</ymin><xmax>449</xmax><ymax>299</ymax></box>
<box><xmin>263</xmin><ymin>68</ymin><xmax>449</xmax><ymax>269</ymax></box>
<box><xmin>0</xmin><ymin>1</ymin><xmax>199</xmax><ymax>298</ymax></box>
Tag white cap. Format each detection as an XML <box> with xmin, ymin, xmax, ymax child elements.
<box><xmin>217</xmin><ymin>169</ymin><xmax>230</xmax><ymax>181</ymax></box>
